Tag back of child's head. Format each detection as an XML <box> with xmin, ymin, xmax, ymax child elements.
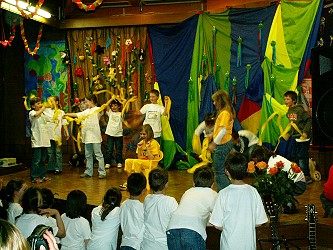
<box><xmin>149</xmin><ymin>168</ymin><xmax>168</xmax><ymax>192</ymax></box>
<box><xmin>150</xmin><ymin>89</ymin><xmax>160</xmax><ymax>97</ymax></box>
<box><xmin>21</xmin><ymin>187</ymin><xmax>43</xmax><ymax>214</ymax></box>
<box><xmin>86</xmin><ymin>94</ymin><xmax>98</xmax><ymax>104</ymax></box>
<box><xmin>250</xmin><ymin>145</ymin><xmax>274</xmax><ymax>163</ymax></box>
<box><xmin>212</xmin><ymin>90</ymin><xmax>236</xmax><ymax>118</ymax></box>
<box><xmin>49</xmin><ymin>95</ymin><xmax>61</xmax><ymax>108</ymax></box>
<box><xmin>65</xmin><ymin>190</ymin><xmax>87</xmax><ymax>219</ymax></box>
<box><xmin>40</xmin><ymin>188</ymin><xmax>54</xmax><ymax>209</ymax></box>
<box><xmin>225</xmin><ymin>152</ymin><xmax>248</xmax><ymax>180</ymax></box>
<box><xmin>204</xmin><ymin>113</ymin><xmax>215</xmax><ymax>127</ymax></box>
<box><xmin>101</xmin><ymin>188</ymin><xmax>122</xmax><ymax>221</ymax></box>
<box><xmin>141</xmin><ymin>124</ymin><xmax>154</xmax><ymax>141</ymax></box>
<box><xmin>0</xmin><ymin>179</ymin><xmax>25</xmax><ymax>209</ymax></box>
<box><xmin>0</xmin><ymin>218</ymin><xmax>31</xmax><ymax>250</ymax></box>
<box><xmin>284</xmin><ymin>91</ymin><xmax>297</xmax><ymax>103</ymax></box>
<box><xmin>127</xmin><ymin>173</ymin><xmax>147</xmax><ymax>196</ymax></box>
<box><xmin>30</xmin><ymin>97</ymin><xmax>41</xmax><ymax>108</ymax></box>
<box><xmin>193</xmin><ymin>166</ymin><xmax>214</xmax><ymax>188</ymax></box>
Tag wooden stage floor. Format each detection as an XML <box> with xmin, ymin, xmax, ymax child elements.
<box><xmin>1</xmin><ymin>164</ymin><xmax>333</xmax><ymax>249</ymax></box>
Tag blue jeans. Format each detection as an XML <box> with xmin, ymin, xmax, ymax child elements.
<box><xmin>213</xmin><ymin>140</ymin><xmax>233</xmax><ymax>192</ymax></box>
<box><xmin>31</xmin><ymin>147</ymin><xmax>48</xmax><ymax>179</ymax></box>
<box><xmin>105</xmin><ymin>135</ymin><xmax>123</xmax><ymax>164</ymax></box>
<box><xmin>167</xmin><ymin>228</ymin><xmax>206</xmax><ymax>250</ymax></box>
<box><xmin>84</xmin><ymin>143</ymin><xmax>106</xmax><ymax>176</ymax></box>
<box><xmin>290</xmin><ymin>138</ymin><xmax>310</xmax><ymax>176</ymax></box>
<box><xmin>47</xmin><ymin>140</ymin><xmax>63</xmax><ymax>171</ymax></box>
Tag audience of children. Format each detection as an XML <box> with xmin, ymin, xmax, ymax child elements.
<box><xmin>87</xmin><ymin>188</ymin><xmax>122</xmax><ymax>250</ymax></box>
<box><xmin>284</xmin><ymin>90</ymin><xmax>312</xmax><ymax>184</ymax></box>
<box><xmin>104</xmin><ymin>99</ymin><xmax>124</xmax><ymax>169</ymax></box>
<box><xmin>208</xmin><ymin>90</ymin><xmax>236</xmax><ymax>191</ymax></box>
<box><xmin>65</xmin><ymin>94</ymin><xmax>106</xmax><ymax>179</ymax></box>
<box><xmin>119</xmin><ymin>173</ymin><xmax>146</xmax><ymax>250</ymax></box>
<box><xmin>45</xmin><ymin>95</ymin><xmax>70</xmax><ymax>175</ymax></box>
<box><xmin>121</xmin><ymin>124</ymin><xmax>162</xmax><ymax>190</ymax></box>
<box><xmin>231</xmin><ymin>129</ymin><xmax>259</xmax><ymax>159</ymax></box>
<box><xmin>139</xmin><ymin>89</ymin><xmax>166</xmax><ymax>144</ymax></box>
<box><xmin>15</xmin><ymin>187</ymin><xmax>65</xmax><ymax>239</ymax></box>
<box><xmin>167</xmin><ymin>166</ymin><xmax>217</xmax><ymax>250</ymax></box>
<box><xmin>29</xmin><ymin>97</ymin><xmax>52</xmax><ymax>183</ymax></box>
<box><xmin>209</xmin><ymin>152</ymin><xmax>268</xmax><ymax>250</ymax></box>
<box><xmin>0</xmin><ymin>179</ymin><xmax>27</xmax><ymax>224</ymax></box>
<box><xmin>321</xmin><ymin>165</ymin><xmax>333</xmax><ymax>218</ymax></box>
<box><xmin>60</xmin><ymin>190</ymin><xmax>91</xmax><ymax>250</ymax></box>
<box><xmin>142</xmin><ymin>168</ymin><xmax>178</xmax><ymax>250</ymax></box>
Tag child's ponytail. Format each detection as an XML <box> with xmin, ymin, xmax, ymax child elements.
<box><xmin>100</xmin><ymin>188</ymin><xmax>122</xmax><ymax>221</ymax></box>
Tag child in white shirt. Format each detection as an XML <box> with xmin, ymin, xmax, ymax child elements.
<box><xmin>61</xmin><ymin>190</ymin><xmax>91</xmax><ymax>250</ymax></box>
<box><xmin>87</xmin><ymin>188</ymin><xmax>122</xmax><ymax>250</ymax></box>
<box><xmin>119</xmin><ymin>173</ymin><xmax>147</xmax><ymax>250</ymax></box>
<box><xmin>142</xmin><ymin>168</ymin><xmax>178</xmax><ymax>250</ymax></box>
<box><xmin>167</xmin><ymin>166</ymin><xmax>217</xmax><ymax>249</ymax></box>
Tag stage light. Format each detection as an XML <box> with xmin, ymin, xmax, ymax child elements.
<box><xmin>1</xmin><ymin>0</ymin><xmax>51</xmax><ymax>19</ymax></box>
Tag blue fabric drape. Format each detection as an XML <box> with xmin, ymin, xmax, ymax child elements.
<box><xmin>199</xmin><ymin>74</ymin><xmax>217</xmax><ymax>122</ymax></box>
<box><xmin>148</xmin><ymin>15</ymin><xmax>199</xmax><ymax>149</ymax></box>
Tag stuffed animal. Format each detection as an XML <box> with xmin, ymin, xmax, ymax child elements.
<box><xmin>69</xmin><ymin>153</ymin><xmax>86</xmax><ymax>167</ymax></box>
<box><xmin>309</xmin><ymin>158</ymin><xmax>321</xmax><ymax>181</ymax></box>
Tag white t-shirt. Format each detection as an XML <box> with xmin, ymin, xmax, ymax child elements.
<box><xmin>268</xmin><ymin>155</ymin><xmax>305</xmax><ymax>182</ymax></box>
<box><xmin>7</xmin><ymin>202</ymin><xmax>23</xmax><ymax>224</ymax></box>
<box><xmin>60</xmin><ymin>214</ymin><xmax>91</xmax><ymax>250</ymax></box>
<box><xmin>15</xmin><ymin>213</ymin><xmax>59</xmax><ymax>238</ymax></box>
<box><xmin>44</xmin><ymin>108</ymin><xmax>66</xmax><ymax>141</ymax></box>
<box><xmin>77</xmin><ymin>106</ymin><xmax>102</xmax><ymax>144</ymax></box>
<box><xmin>105</xmin><ymin>111</ymin><xmax>123</xmax><ymax>137</ymax></box>
<box><xmin>194</xmin><ymin>121</ymin><xmax>214</xmax><ymax>138</ymax></box>
<box><xmin>119</xmin><ymin>199</ymin><xmax>144</xmax><ymax>250</ymax></box>
<box><xmin>29</xmin><ymin>110</ymin><xmax>51</xmax><ymax>148</ymax></box>
<box><xmin>209</xmin><ymin>184</ymin><xmax>268</xmax><ymax>250</ymax></box>
<box><xmin>140</xmin><ymin>104</ymin><xmax>164</xmax><ymax>138</ymax></box>
<box><xmin>87</xmin><ymin>206</ymin><xmax>120</xmax><ymax>250</ymax></box>
<box><xmin>167</xmin><ymin>187</ymin><xmax>217</xmax><ymax>240</ymax></box>
<box><xmin>142</xmin><ymin>194</ymin><xmax>178</xmax><ymax>250</ymax></box>
<box><xmin>238</xmin><ymin>130</ymin><xmax>259</xmax><ymax>147</ymax></box>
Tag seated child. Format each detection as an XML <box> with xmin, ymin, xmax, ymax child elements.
<box><xmin>120</xmin><ymin>124</ymin><xmax>162</xmax><ymax>190</ymax></box>
<box><xmin>60</xmin><ymin>190</ymin><xmax>91</xmax><ymax>250</ymax></box>
<box><xmin>142</xmin><ymin>168</ymin><xmax>178</xmax><ymax>250</ymax></box>
<box><xmin>15</xmin><ymin>187</ymin><xmax>66</xmax><ymax>239</ymax></box>
<box><xmin>167</xmin><ymin>166</ymin><xmax>217</xmax><ymax>249</ymax></box>
<box><xmin>209</xmin><ymin>152</ymin><xmax>268</xmax><ymax>250</ymax></box>
<box><xmin>320</xmin><ymin>165</ymin><xmax>333</xmax><ymax>218</ymax></box>
<box><xmin>119</xmin><ymin>173</ymin><xmax>147</xmax><ymax>250</ymax></box>
<box><xmin>88</xmin><ymin>188</ymin><xmax>122</xmax><ymax>250</ymax></box>
<box><xmin>231</xmin><ymin>129</ymin><xmax>259</xmax><ymax>159</ymax></box>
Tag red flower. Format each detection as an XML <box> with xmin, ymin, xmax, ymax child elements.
<box><xmin>291</xmin><ymin>163</ymin><xmax>302</xmax><ymax>173</ymax></box>
<box><xmin>275</xmin><ymin>160</ymin><xmax>284</xmax><ymax>169</ymax></box>
<box><xmin>268</xmin><ymin>167</ymin><xmax>278</xmax><ymax>176</ymax></box>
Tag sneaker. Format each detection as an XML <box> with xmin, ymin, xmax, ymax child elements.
<box><xmin>306</xmin><ymin>176</ymin><xmax>313</xmax><ymax>184</ymax></box>
<box><xmin>80</xmin><ymin>173</ymin><xmax>91</xmax><ymax>178</ymax></box>
<box><xmin>54</xmin><ymin>170</ymin><xmax>62</xmax><ymax>175</ymax></box>
<box><xmin>117</xmin><ymin>163</ymin><xmax>122</xmax><ymax>168</ymax></box>
<box><xmin>105</xmin><ymin>164</ymin><xmax>111</xmax><ymax>169</ymax></box>
<box><xmin>42</xmin><ymin>176</ymin><xmax>51</xmax><ymax>181</ymax></box>
<box><xmin>119</xmin><ymin>182</ymin><xmax>127</xmax><ymax>191</ymax></box>
<box><xmin>31</xmin><ymin>178</ymin><xmax>43</xmax><ymax>183</ymax></box>
<box><xmin>98</xmin><ymin>175</ymin><xmax>106</xmax><ymax>179</ymax></box>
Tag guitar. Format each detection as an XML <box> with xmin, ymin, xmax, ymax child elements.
<box><xmin>264</xmin><ymin>199</ymin><xmax>280</xmax><ymax>250</ymax></box>
<box><xmin>306</xmin><ymin>204</ymin><xmax>317</xmax><ymax>250</ymax></box>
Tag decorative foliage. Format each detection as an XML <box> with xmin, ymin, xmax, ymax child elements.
<box><xmin>247</xmin><ymin>160</ymin><xmax>302</xmax><ymax>208</ymax></box>
<box><xmin>20</xmin><ymin>19</ymin><xmax>43</xmax><ymax>55</ymax></box>
<box><xmin>0</xmin><ymin>25</ymin><xmax>16</xmax><ymax>47</ymax></box>
<box><xmin>16</xmin><ymin>0</ymin><xmax>44</xmax><ymax>19</ymax></box>
<box><xmin>72</xmin><ymin>0</ymin><xmax>103</xmax><ymax>11</ymax></box>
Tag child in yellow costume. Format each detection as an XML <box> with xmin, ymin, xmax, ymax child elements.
<box><xmin>120</xmin><ymin>124</ymin><xmax>162</xmax><ymax>190</ymax></box>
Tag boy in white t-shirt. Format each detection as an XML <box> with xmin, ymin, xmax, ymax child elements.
<box><xmin>119</xmin><ymin>173</ymin><xmax>147</xmax><ymax>250</ymax></box>
<box><xmin>142</xmin><ymin>168</ymin><xmax>178</xmax><ymax>250</ymax></box>
<box><xmin>167</xmin><ymin>166</ymin><xmax>217</xmax><ymax>249</ymax></box>
<box><xmin>209</xmin><ymin>152</ymin><xmax>268</xmax><ymax>250</ymax></box>
<box><xmin>139</xmin><ymin>89</ymin><xmax>166</xmax><ymax>144</ymax></box>
<box><xmin>29</xmin><ymin>97</ymin><xmax>51</xmax><ymax>183</ymax></box>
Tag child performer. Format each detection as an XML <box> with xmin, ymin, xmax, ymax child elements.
<box><xmin>284</xmin><ymin>90</ymin><xmax>312</xmax><ymax>184</ymax></box>
<box><xmin>208</xmin><ymin>90</ymin><xmax>236</xmax><ymax>191</ymax></box>
<box><xmin>104</xmin><ymin>99</ymin><xmax>123</xmax><ymax>169</ymax></box>
<box><xmin>209</xmin><ymin>152</ymin><xmax>268</xmax><ymax>250</ymax></box>
<box><xmin>65</xmin><ymin>94</ymin><xmax>106</xmax><ymax>179</ymax></box>
<box><xmin>142</xmin><ymin>168</ymin><xmax>178</xmax><ymax>250</ymax></box>
<box><xmin>120</xmin><ymin>124</ymin><xmax>162</xmax><ymax>190</ymax></box>
<box><xmin>119</xmin><ymin>173</ymin><xmax>147</xmax><ymax>250</ymax></box>
<box><xmin>29</xmin><ymin>97</ymin><xmax>51</xmax><ymax>183</ymax></box>
<box><xmin>88</xmin><ymin>188</ymin><xmax>122</xmax><ymax>250</ymax></box>
<box><xmin>45</xmin><ymin>96</ymin><xmax>70</xmax><ymax>174</ymax></box>
<box><xmin>167</xmin><ymin>166</ymin><xmax>217</xmax><ymax>249</ymax></box>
